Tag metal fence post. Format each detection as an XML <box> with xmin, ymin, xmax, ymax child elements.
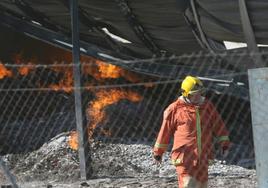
<box><xmin>70</xmin><ymin>0</ymin><xmax>91</xmax><ymax>180</ymax></box>
<box><xmin>0</xmin><ymin>157</ymin><xmax>18</xmax><ymax>188</ymax></box>
<box><xmin>248</xmin><ymin>68</ymin><xmax>268</xmax><ymax>188</ymax></box>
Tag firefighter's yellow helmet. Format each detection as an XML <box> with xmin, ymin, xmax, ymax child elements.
<box><xmin>181</xmin><ymin>76</ymin><xmax>204</xmax><ymax>97</ymax></box>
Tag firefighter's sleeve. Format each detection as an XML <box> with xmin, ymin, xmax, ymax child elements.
<box><xmin>153</xmin><ymin>108</ymin><xmax>174</xmax><ymax>156</ymax></box>
<box><xmin>210</xmin><ymin>102</ymin><xmax>231</xmax><ymax>148</ymax></box>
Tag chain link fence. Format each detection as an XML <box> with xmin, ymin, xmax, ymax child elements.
<box><xmin>0</xmin><ymin>50</ymin><xmax>265</xmax><ymax>187</ymax></box>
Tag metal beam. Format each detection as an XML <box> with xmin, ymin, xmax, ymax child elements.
<box><xmin>1</xmin><ymin>10</ymin><xmax>180</xmax><ymax>83</ymax></box>
<box><xmin>239</xmin><ymin>0</ymin><xmax>265</xmax><ymax>68</ymax></box>
<box><xmin>0</xmin><ymin>10</ymin><xmax>135</xmax><ymax>62</ymax></box>
<box><xmin>0</xmin><ymin>12</ymin><xmax>176</xmax><ymax>76</ymax></box>
<box><xmin>115</xmin><ymin>0</ymin><xmax>165</xmax><ymax>56</ymax></box>
<box><xmin>0</xmin><ymin>12</ymin><xmax>92</xmax><ymax>58</ymax></box>
<box><xmin>60</xmin><ymin>0</ymin><xmax>125</xmax><ymax>54</ymax></box>
<box><xmin>189</xmin><ymin>0</ymin><xmax>214</xmax><ymax>52</ymax></box>
<box><xmin>14</xmin><ymin>0</ymin><xmax>60</xmax><ymax>32</ymax></box>
<box><xmin>70</xmin><ymin>0</ymin><xmax>91</xmax><ymax>180</ymax></box>
<box><xmin>79</xmin><ymin>9</ymin><xmax>124</xmax><ymax>53</ymax></box>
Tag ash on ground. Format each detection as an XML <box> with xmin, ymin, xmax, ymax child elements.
<box><xmin>0</xmin><ymin>134</ymin><xmax>257</xmax><ymax>188</ymax></box>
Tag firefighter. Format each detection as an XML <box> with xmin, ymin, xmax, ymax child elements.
<box><xmin>153</xmin><ymin>75</ymin><xmax>230</xmax><ymax>188</ymax></box>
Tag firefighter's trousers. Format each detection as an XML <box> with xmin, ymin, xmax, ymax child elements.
<box><xmin>176</xmin><ymin>162</ymin><xmax>208</xmax><ymax>188</ymax></box>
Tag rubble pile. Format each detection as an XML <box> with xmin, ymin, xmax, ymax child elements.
<box><xmin>0</xmin><ymin>134</ymin><xmax>257</xmax><ymax>187</ymax></box>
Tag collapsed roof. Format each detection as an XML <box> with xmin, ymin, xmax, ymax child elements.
<box><xmin>0</xmin><ymin>0</ymin><xmax>267</xmax><ymax>80</ymax></box>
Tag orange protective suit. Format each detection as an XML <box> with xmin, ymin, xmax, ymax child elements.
<box><xmin>153</xmin><ymin>97</ymin><xmax>230</xmax><ymax>187</ymax></box>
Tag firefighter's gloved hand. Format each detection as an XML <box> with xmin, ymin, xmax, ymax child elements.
<box><xmin>153</xmin><ymin>155</ymin><xmax>162</xmax><ymax>164</ymax></box>
<box><xmin>221</xmin><ymin>146</ymin><xmax>229</xmax><ymax>158</ymax></box>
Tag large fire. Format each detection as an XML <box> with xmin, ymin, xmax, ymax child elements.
<box><xmin>69</xmin><ymin>89</ymin><xmax>143</xmax><ymax>150</ymax></box>
<box><xmin>0</xmin><ymin>52</ymin><xmax>146</xmax><ymax>150</ymax></box>
<box><xmin>68</xmin><ymin>60</ymin><xmax>143</xmax><ymax>150</ymax></box>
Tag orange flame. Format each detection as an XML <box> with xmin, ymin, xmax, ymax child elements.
<box><xmin>48</xmin><ymin>59</ymin><xmax>141</xmax><ymax>93</ymax></box>
<box><xmin>18</xmin><ymin>66</ymin><xmax>33</xmax><ymax>76</ymax></box>
<box><xmin>0</xmin><ymin>63</ymin><xmax>13</xmax><ymax>79</ymax></box>
<box><xmin>13</xmin><ymin>53</ymin><xmax>36</xmax><ymax>76</ymax></box>
<box><xmin>8</xmin><ymin>53</ymin><xmax>147</xmax><ymax>150</ymax></box>
<box><xmin>96</xmin><ymin>60</ymin><xmax>121</xmax><ymax>79</ymax></box>
<box><xmin>87</xmin><ymin>89</ymin><xmax>142</xmax><ymax>137</ymax></box>
<box><xmin>68</xmin><ymin>131</ymin><xmax>78</xmax><ymax>150</ymax></box>
<box><xmin>86</xmin><ymin>60</ymin><xmax>139</xmax><ymax>83</ymax></box>
<box><xmin>69</xmin><ymin>89</ymin><xmax>142</xmax><ymax>150</ymax></box>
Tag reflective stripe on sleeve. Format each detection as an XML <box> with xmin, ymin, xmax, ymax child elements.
<box><xmin>217</xmin><ymin>136</ymin><xmax>229</xmax><ymax>142</ymax></box>
<box><xmin>171</xmin><ymin>158</ymin><xmax>183</xmax><ymax>166</ymax></box>
<box><xmin>154</xmin><ymin>142</ymin><xmax>168</xmax><ymax>148</ymax></box>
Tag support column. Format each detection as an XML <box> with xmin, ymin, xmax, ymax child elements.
<box><xmin>248</xmin><ymin>68</ymin><xmax>268</xmax><ymax>188</ymax></box>
<box><xmin>239</xmin><ymin>0</ymin><xmax>264</xmax><ymax>68</ymax></box>
<box><xmin>70</xmin><ymin>0</ymin><xmax>91</xmax><ymax>180</ymax></box>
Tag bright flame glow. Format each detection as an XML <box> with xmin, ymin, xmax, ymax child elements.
<box><xmin>0</xmin><ymin>63</ymin><xmax>13</xmax><ymax>79</ymax></box>
<box><xmin>2</xmin><ymin>53</ymin><xmax>146</xmax><ymax>150</ymax></box>
<box><xmin>68</xmin><ymin>131</ymin><xmax>78</xmax><ymax>150</ymax></box>
<box><xmin>87</xmin><ymin>89</ymin><xmax>143</xmax><ymax>138</ymax></box>
<box><xmin>68</xmin><ymin>89</ymin><xmax>142</xmax><ymax>150</ymax></box>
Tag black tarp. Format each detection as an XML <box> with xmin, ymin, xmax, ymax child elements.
<box><xmin>0</xmin><ymin>0</ymin><xmax>202</xmax><ymax>59</ymax></box>
<box><xmin>0</xmin><ymin>0</ymin><xmax>267</xmax><ymax>79</ymax></box>
<box><xmin>196</xmin><ymin>0</ymin><xmax>268</xmax><ymax>44</ymax></box>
